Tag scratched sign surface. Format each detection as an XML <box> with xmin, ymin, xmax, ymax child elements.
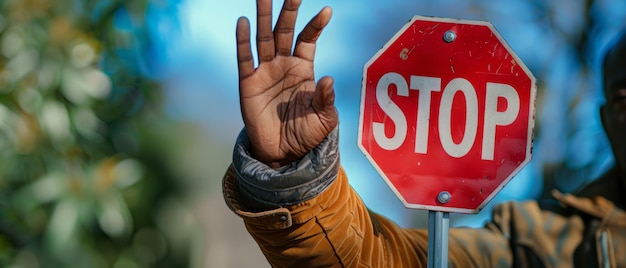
<box><xmin>358</xmin><ymin>16</ymin><xmax>536</xmax><ymax>213</ymax></box>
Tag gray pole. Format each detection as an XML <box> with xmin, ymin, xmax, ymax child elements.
<box><xmin>427</xmin><ymin>211</ymin><xmax>450</xmax><ymax>268</ymax></box>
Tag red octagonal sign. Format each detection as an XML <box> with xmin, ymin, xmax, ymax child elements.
<box><xmin>359</xmin><ymin>16</ymin><xmax>536</xmax><ymax>213</ymax></box>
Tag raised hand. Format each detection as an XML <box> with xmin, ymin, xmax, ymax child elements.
<box><xmin>236</xmin><ymin>0</ymin><xmax>338</xmax><ymax>168</ymax></box>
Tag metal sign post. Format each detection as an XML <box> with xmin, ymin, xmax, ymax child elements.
<box><xmin>427</xmin><ymin>211</ymin><xmax>450</xmax><ymax>268</ymax></box>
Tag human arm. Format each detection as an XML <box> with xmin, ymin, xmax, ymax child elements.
<box><xmin>227</xmin><ymin>0</ymin><xmax>508</xmax><ymax>266</ymax></box>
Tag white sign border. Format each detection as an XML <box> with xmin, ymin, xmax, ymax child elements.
<box><xmin>358</xmin><ymin>15</ymin><xmax>537</xmax><ymax>214</ymax></box>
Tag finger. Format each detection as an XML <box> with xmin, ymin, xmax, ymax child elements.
<box><xmin>274</xmin><ymin>0</ymin><xmax>301</xmax><ymax>56</ymax></box>
<box><xmin>256</xmin><ymin>0</ymin><xmax>275</xmax><ymax>63</ymax></box>
<box><xmin>294</xmin><ymin>6</ymin><xmax>332</xmax><ymax>61</ymax></box>
<box><xmin>236</xmin><ymin>17</ymin><xmax>255</xmax><ymax>80</ymax></box>
<box><xmin>312</xmin><ymin>76</ymin><xmax>336</xmax><ymax>113</ymax></box>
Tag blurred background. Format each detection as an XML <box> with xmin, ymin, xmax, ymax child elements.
<box><xmin>1</xmin><ymin>0</ymin><xmax>625</xmax><ymax>267</ymax></box>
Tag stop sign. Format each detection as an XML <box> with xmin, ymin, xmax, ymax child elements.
<box><xmin>358</xmin><ymin>16</ymin><xmax>536</xmax><ymax>213</ymax></box>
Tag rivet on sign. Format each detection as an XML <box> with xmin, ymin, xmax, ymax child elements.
<box><xmin>280</xmin><ymin>215</ymin><xmax>287</xmax><ymax>221</ymax></box>
<box><xmin>438</xmin><ymin>191</ymin><xmax>451</xmax><ymax>204</ymax></box>
<box><xmin>443</xmin><ymin>30</ymin><xmax>456</xmax><ymax>43</ymax></box>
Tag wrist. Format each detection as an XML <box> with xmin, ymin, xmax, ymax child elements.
<box><xmin>231</xmin><ymin>126</ymin><xmax>340</xmax><ymax>210</ymax></box>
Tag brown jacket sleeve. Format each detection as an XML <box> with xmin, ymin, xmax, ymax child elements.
<box><xmin>224</xmin><ymin>165</ymin><xmax>427</xmax><ymax>267</ymax></box>
<box><xmin>224</xmin><ymin>164</ymin><xmax>598</xmax><ymax>267</ymax></box>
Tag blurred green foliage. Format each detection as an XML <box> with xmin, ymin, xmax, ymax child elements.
<box><xmin>0</xmin><ymin>0</ymin><xmax>193</xmax><ymax>266</ymax></box>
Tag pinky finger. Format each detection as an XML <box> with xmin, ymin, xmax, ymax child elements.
<box><xmin>236</xmin><ymin>17</ymin><xmax>255</xmax><ymax>80</ymax></box>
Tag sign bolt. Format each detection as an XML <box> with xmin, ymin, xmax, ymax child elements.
<box><xmin>438</xmin><ymin>191</ymin><xmax>451</xmax><ymax>204</ymax></box>
<box><xmin>443</xmin><ymin>30</ymin><xmax>456</xmax><ymax>43</ymax></box>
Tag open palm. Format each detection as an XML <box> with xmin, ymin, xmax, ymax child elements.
<box><xmin>236</xmin><ymin>0</ymin><xmax>338</xmax><ymax>168</ymax></box>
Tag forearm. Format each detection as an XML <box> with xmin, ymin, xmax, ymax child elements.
<box><xmin>231</xmin><ymin>126</ymin><xmax>340</xmax><ymax>210</ymax></box>
<box><xmin>223</xmin><ymin>165</ymin><xmax>427</xmax><ymax>267</ymax></box>
<box><xmin>223</xmin><ymin>126</ymin><xmax>424</xmax><ymax>266</ymax></box>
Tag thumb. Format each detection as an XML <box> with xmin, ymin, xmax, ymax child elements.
<box><xmin>313</xmin><ymin>76</ymin><xmax>335</xmax><ymax>112</ymax></box>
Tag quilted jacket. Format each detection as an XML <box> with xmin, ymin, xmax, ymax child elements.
<box><xmin>223</xmin><ymin>127</ymin><xmax>626</xmax><ymax>267</ymax></box>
